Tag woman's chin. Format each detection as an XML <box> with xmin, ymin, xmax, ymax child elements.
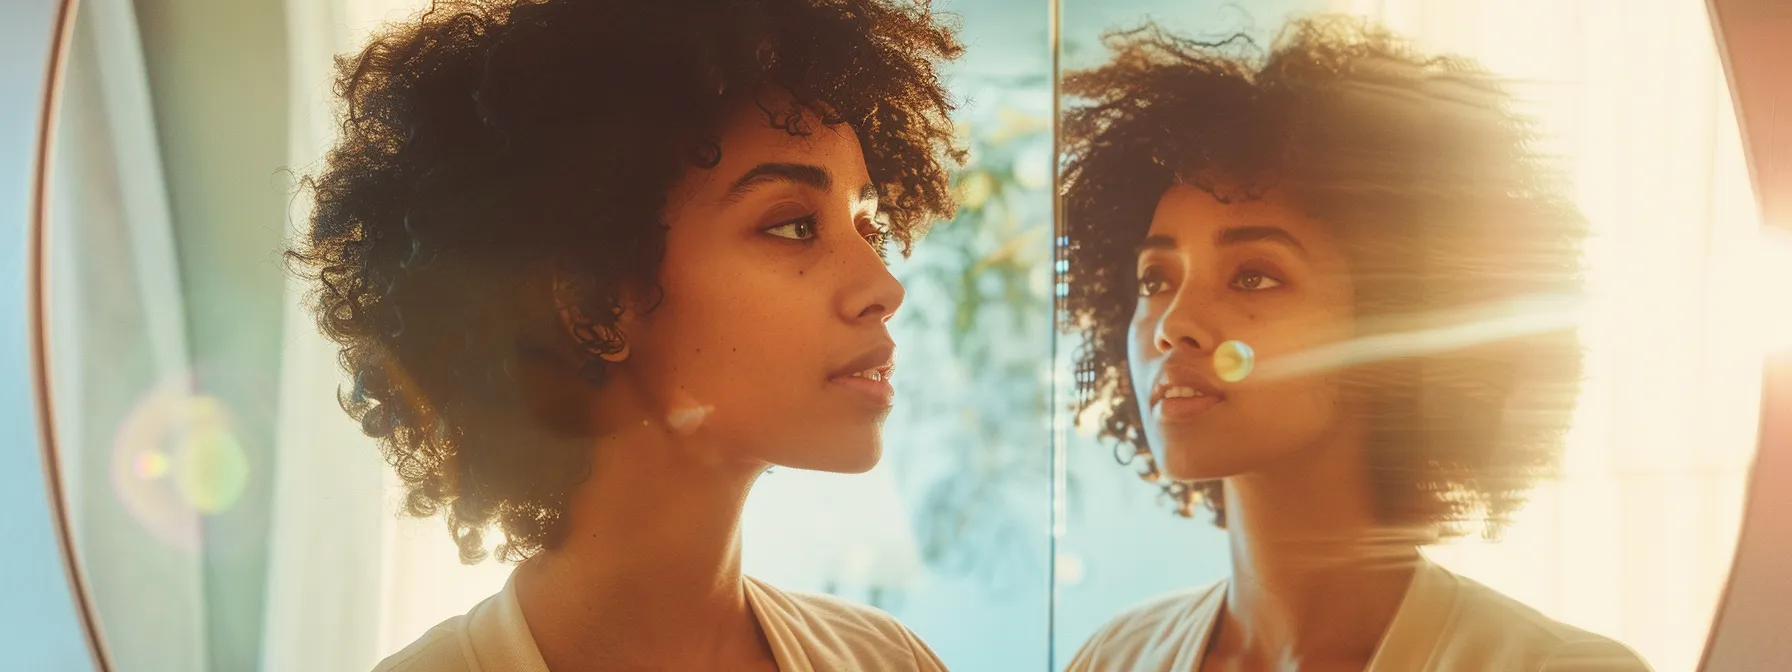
<box><xmin>829</xmin><ymin>452</ymin><xmax>881</xmax><ymax>475</ymax></box>
<box><xmin>767</xmin><ymin>438</ymin><xmax>882</xmax><ymax>475</ymax></box>
<box><xmin>1159</xmin><ymin>449</ymin><xmax>1255</xmax><ymax>483</ymax></box>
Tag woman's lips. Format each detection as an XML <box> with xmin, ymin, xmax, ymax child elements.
<box><xmin>835</xmin><ymin>358</ymin><xmax>903</xmax><ymax>410</ymax></box>
<box><xmin>1149</xmin><ymin>363</ymin><xmax>1228</xmax><ymax>422</ymax></box>
<box><xmin>830</xmin><ymin>369</ymin><xmax>895</xmax><ymax>406</ymax></box>
<box><xmin>830</xmin><ymin>344</ymin><xmax>896</xmax><ymax>407</ymax></box>
<box><xmin>1152</xmin><ymin>393</ymin><xmax>1224</xmax><ymax>422</ymax></box>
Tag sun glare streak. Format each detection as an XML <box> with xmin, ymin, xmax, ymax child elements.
<box><xmin>1240</xmin><ymin>225</ymin><xmax>1790</xmax><ymax>386</ymax></box>
<box><xmin>1249</xmin><ymin>294</ymin><xmax>1587</xmax><ymax>383</ymax></box>
<box><xmin>1748</xmin><ymin>227</ymin><xmax>1792</xmax><ymax>354</ymax></box>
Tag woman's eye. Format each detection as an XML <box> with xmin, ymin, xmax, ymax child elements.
<box><xmin>863</xmin><ymin>227</ymin><xmax>892</xmax><ymax>259</ymax></box>
<box><xmin>1230</xmin><ymin>269</ymin><xmax>1284</xmax><ymax>291</ymax></box>
<box><xmin>1137</xmin><ymin>270</ymin><xmax>1171</xmax><ymax>298</ymax></box>
<box><xmin>765</xmin><ymin>215</ymin><xmax>819</xmax><ymax>241</ymax></box>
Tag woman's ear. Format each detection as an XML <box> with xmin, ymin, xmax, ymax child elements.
<box><xmin>552</xmin><ymin>272</ymin><xmax>631</xmax><ymax>364</ymax></box>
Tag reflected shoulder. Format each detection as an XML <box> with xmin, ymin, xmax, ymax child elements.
<box><xmin>1064</xmin><ymin>581</ymin><xmax>1226</xmax><ymax>672</ymax></box>
<box><xmin>1538</xmin><ymin>638</ymin><xmax>1655</xmax><ymax>672</ymax></box>
<box><xmin>1435</xmin><ymin>569</ymin><xmax>1652</xmax><ymax>672</ymax></box>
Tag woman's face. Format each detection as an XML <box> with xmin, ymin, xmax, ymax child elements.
<box><xmin>1127</xmin><ymin>184</ymin><xmax>1357</xmax><ymax>481</ymax></box>
<box><xmin>616</xmin><ymin>98</ymin><xmax>902</xmax><ymax>474</ymax></box>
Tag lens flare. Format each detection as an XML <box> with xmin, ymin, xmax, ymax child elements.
<box><xmin>111</xmin><ymin>378</ymin><xmax>252</xmax><ymax>550</ymax></box>
<box><xmin>172</xmin><ymin>396</ymin><xmax>250</xmax><ymax>514</ymax></box>
<box><xmin>133</xmin><ymin>449</ymin><xmax>170</xmax><ymax>480</ymax></box>
<box><xmin>1213</xmin><ymin>340</ymin><xmax>1255</xmax><ymax>382</ymax></box>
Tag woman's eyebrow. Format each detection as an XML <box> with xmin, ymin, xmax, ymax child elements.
<box><xmin>1215</xmin><ymin>225</ymin><xmax>1308</xmax><ymax>258</ymax></box>
<box><xmin>1137</xmin><ymin>234</ymin><xmax>1177</xmax><ymax>254</ymax></box>
<box><xmin>718</xmin><ymin>163</ymin><xmax>879</xmax><ymax>208</ymax></box>
<box><xmin>721</xmin><ymin>162</ymin><xmax>832</xmax><ymax>203</ymax></box>
<box><xmin>1136</xmin><ymin>226</ymin><xmax>1308</xmax><ymax>258</ymax></box>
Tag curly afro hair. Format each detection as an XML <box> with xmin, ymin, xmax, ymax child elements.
<box><xmin>287</xmin><ymin>0</ymin><xmax>963</xmax><ymax>563</ymax></box>
<box><xmin>1061</xmin><ymin>15</ymin><xmax>1586</xmax><ymax>539</ymax></box>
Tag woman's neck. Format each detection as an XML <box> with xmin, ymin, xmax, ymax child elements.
<box><xmin>512</xmin><ymin>422</ymin><xmax>776</xmax><ymax>671</ymax></box>
<box><xmin>1208</xmin><ymin>427</ymin><xmax>1423</xmax><ymax>670</ymax></box>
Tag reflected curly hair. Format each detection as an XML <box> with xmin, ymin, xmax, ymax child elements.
<box><xmin>286</xmin><ymin>0</ymin><xmax>962</xmax><ymax>563</ymax></box>
<box><xmin>1062</xmin><ymin>16</ymin><xmax>1585</xmax><ymax>538</ymax></box>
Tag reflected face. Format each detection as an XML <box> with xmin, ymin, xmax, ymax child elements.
<box><xmin>1128</xmin><ymin>185</ymin><xmax>1356</xmax><ymax>480</ymax></box>
<box><xmin>618</xmin><ymin>98</ymin><xmax>902</xmax><ymax>474</ymax></box>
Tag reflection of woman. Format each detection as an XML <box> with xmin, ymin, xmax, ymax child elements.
<box><xmin>1062</xmin><ymin>17</ymin><xmax>1651</xmax><ymax>672</ymax></box>
<box><xmin>287</xmin><ymin>0</ymin><xmax>963</xmax><ymax>669</ymax></box>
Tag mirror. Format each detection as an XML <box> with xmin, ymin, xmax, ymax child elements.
<box><xmin>27</xmin><ymin>0</ymin><xmax>1788</xmax><ymax>669</ymax></box>
<box><xmin>1050</xmin><ymin>1</ymin><xmax>1781</xmax><ymax>670</ymax></box>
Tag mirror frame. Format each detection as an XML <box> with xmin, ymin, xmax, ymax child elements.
<box><xmin>5</xmin><ymin>0</ymin><xmax>1784</xmax><ymax>669</ymax></box>
<box><xmin>5</xmin><ymin>0</ymin><xmax>111</xmax><ymax>668</ymax></box>
<box><xmin>1699</xmin><ymin>0</ymin><xmax>1792</xmax><ymax>669</ymax></box>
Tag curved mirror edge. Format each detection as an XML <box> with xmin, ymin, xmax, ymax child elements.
<box><xmin>19</xmin><ymin>0</ymin><xmax>1792</xmax><ymax>670</ymax></box>
<box><xmin>1699</xmin><ymin>0</ymin><xmax>1792</xmax><ymax>668</ymax></box>
<box><xmin>6</xmin><ymin>0</ymin><xmax>107</xmax><ymax>668</ymax></box>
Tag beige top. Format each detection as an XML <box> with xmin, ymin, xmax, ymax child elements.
<box><xmin>372</xmin><ymin>574</ymin><xmax>947</xmax><ymax>672</ymax></box>
<box><xmin>1067</xmin><ymin>560</ymin><xmax>1653</xmax><ymax>672</ymax></box>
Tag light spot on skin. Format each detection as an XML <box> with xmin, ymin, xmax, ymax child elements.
<box><xmin>665</xmin><ymin>387</ymin><xmax>714</xmax><ymax>435</ymax></box>
<box><xmin>1215</xmin><ymin>339</ymin><xmax>1255</xmax><ymax>383</ymax></box>
<box><xmin>667</xmin><ymin>404</ymin><xmax>714</xmax><ymax>435</ymax></box>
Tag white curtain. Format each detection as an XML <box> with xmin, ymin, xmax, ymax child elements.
<box><xmin>261</xmin><ymin>1</ymin><xmax>522</xmax><ymax>668</ymax></box>
<box><xmin>1328</xmin><ymin>1</ymin><xmax>1765</xmax><ymax>671</ymax></box>
<box><xmin>259</xmin><ymin>0</ymin><xmax>403</xmax><ymax>669</ymax></box>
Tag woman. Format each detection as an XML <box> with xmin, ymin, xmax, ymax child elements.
<box><xmin>1060</xmin><ymin>16</ymin><xmax>1652</xmax><ymax>672</ymax></box>
<box><xmin>287</xmin><ymin>0</ymin><xmax>963</xmax><ymax>669</ymax></box>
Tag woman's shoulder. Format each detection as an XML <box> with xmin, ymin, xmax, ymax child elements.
<box><xmin>369</xmin><ymin>614</ymin><xmax>475</xmax><ymax>672</ymax></box>
<box><xmin>1092</xmin><ymin>581</ymin><xmax>1227</xmax><ymax>637</ymax></box>
<box><xmin>1422</xmin><ymin>568</ymin><xmax>1653</xmax><ymax>671</ymax></box>
<box><xmin>369</xmin><ymin>584</ymin><xmax>541</xmax><ymax>672</ymax></box>
<box><xmin>745</xmin><ymin>576</ymin><xmax>947</xmax><ymax>671</ymax></box>
<box><xmin>1065</xmin><ymin>581</ymin><xmax>1227</xmax><ymax>671</ymax></box>
<box><xmin>750</xmin><ymin>578</ymin><xmax>912</xmax><ymax>637</ymax></box>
